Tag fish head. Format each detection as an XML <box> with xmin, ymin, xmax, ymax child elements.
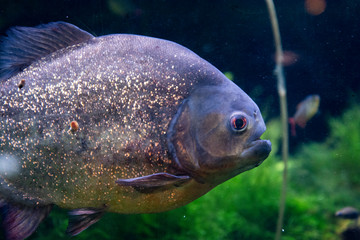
<box><xmin>168</xmin><ymin>80</ymin><xmax>271</xmax><ymax>184</ymax></box>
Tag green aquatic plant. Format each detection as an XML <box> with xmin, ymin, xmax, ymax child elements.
<box><xmin>282</xmin><ymin>104</ymin><xmax>360</xmax><ymax>239</ymax></box>
<box><xmin>329</xmin><ymin>105</ymin><xmax>360</xmax><ymax>187</ymax></box>
<box><xmin>223</xmin><ymin>71</ymin><xmax>235</xmax><ymax>81</ymax></box>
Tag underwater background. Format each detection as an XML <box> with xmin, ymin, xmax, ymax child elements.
<box><xmin>0</xmin><ymin>0</ymin><xmax>359</xmax><ymax>239</ymax></box>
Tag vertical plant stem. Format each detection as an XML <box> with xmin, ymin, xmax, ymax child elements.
<box><xmin>264</xmin><ymin>0</ymin><xmax>289</xmax><ymax>240</ymax></box>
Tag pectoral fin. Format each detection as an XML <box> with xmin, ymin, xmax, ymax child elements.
<box><xmin>66</xmin><ymin>207</ymin><xmax>105</xmax><ymax>236</ymax></box>
<box><xmin>116</xmin><ymin>173</ymin><xmax>191</xmax><ymax>188</ymax></box>
<box><xmin>0</xmin><ymin>202</ymin><xmax>52</xmax><ymax>240</ymax></box>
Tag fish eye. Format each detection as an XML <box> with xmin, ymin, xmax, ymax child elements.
<box><xmin>230</xmin><ymin>115</ymin><xmax>248</xmax><ymax>132</ymax></box>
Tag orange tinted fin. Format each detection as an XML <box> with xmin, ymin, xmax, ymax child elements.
<box><xmin>289</xmin><ymin>117</ymin><xmax>296</xmax><ymax>136</ymax></box>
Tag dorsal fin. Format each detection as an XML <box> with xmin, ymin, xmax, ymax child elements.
<box><xmin>0</xmin><ymin>21</ymin><xmax>94</xmax><ymax>81</ymax></box>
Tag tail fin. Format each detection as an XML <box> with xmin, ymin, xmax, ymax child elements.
<box><xmin>289</xmin><ymin>118</ymin><xmax>296</xmax><ymax>136</ymax></box>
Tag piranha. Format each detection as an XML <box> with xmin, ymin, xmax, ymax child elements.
<box><xmin>289</xmin><ymin>94</ymin><xmax>320</xmax><ymax>136</ymax></box>
<box><xmin>0</xmin><ymin>22</ymin><xmax>271</xmax><ymax>240</ymax></box>
<box><xmin>336</xmin><ymin>207</ymin><xmax>360</xmax><ymax>220</ymax></box>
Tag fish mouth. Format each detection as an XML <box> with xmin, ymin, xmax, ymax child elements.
<box><xmin>237</xmin><ymin>116</ymin><xmax>272</xmax><ymax>167</ymax></box>
<box><xmin>240</xmin><ymin>138</ymin><xmax>272</xmax><ymax>166</ymax></box>
<box><xmin>222</xmin><ymin>137</ymin><xmax>271</xmax><ymax>180</ymax></box>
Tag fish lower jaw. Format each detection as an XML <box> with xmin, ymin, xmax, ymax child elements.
<box><xmin>240</xmin><ymin>139</ymin><xmax>272</xmax><ymax>163</ymax></box>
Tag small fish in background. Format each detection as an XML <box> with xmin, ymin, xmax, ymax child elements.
<box><xmin>336</xmin><ymin>207</ymin><xmax>359</xmax><ymax>220</ymax></box>
<box><xmin>0</xmin><ymin>22</ymin><xmax>271</xmax><ymax>239</ymax></box>
<box><xmin>289</xmin><ymin>94</ymin><xmax>320</xmax><ymax>136</ymax></box>
<box><xmin>273</xmin><ymin>50</ymin><xmax>299</xmax><ymax>67</ymax></box>
<box><xmin>335</xmin><ymin>207</ymin><xmax>360</xmax><ymax>240</ymax></box>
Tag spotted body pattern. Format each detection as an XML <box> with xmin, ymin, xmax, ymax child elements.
<box><xmin>0</xmin><ymin>33</ymin><xmax>216</xmax><ymax>209</ymax></box>
<box><xmin>0</xmin><ymin>22</ymin><xmax>271</xmax><ymax>239</ymax></box>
